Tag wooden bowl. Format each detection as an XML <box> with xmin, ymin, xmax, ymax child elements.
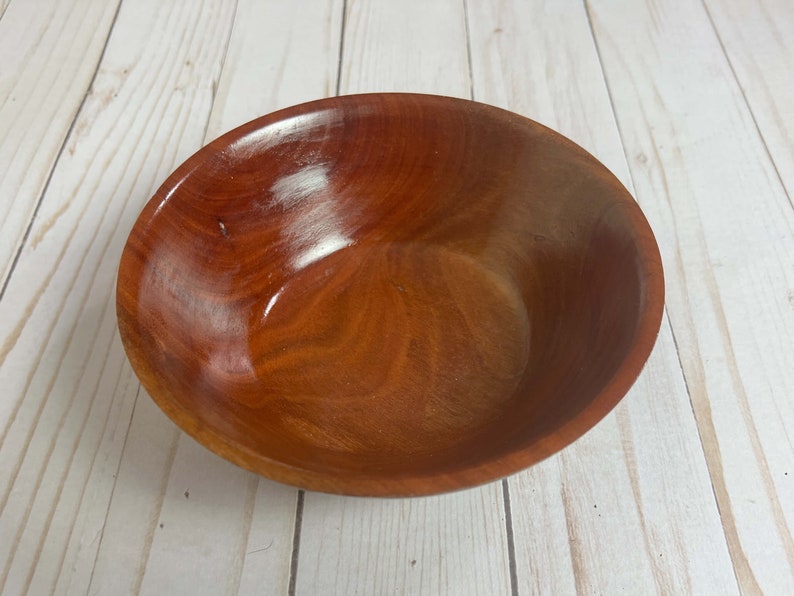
<box><xmin>117</xmin><ymin>93</ymin><xmax>664</xmax><ymax>496</ymax></box>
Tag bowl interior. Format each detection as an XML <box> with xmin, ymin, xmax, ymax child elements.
<box><xmin>117</xmin><ymin>94</ymin><xmax>663</xmax><ymax>495</ymax></box>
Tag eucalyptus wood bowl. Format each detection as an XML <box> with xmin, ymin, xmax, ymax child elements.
<box><xmin>117</xmin><ymin>93</ymin><xmax>664</xmax><ymax>496</ymax></box>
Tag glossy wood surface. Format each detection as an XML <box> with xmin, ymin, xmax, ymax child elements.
<box><xmin>116</xmin><ymin>93</ymin><xmax>664</xmax><ymax>496</ymax></box>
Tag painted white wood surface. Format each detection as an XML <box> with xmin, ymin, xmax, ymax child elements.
<box><xmin>293</xmin><ymin>1</ymin><xmax>512</xmax><ymax>594</ymax></box>
<box><xmin>339</xmin><ymin>0</ymin><xmax>470</xmax><ymax>97</ymax></box>
<box><xmin>0</xmin><ymin>0</ymin><xmax>237</xmax><ymax>594</ymax></box>
<box><xmin>298</xmin><ymin>489</ymin><xmax>511</xmax><ymax>595</ymax></box>
<box><xmin>704</xmin><ymin>0</ymin><xmax>794</xmax><ymax>200</ymax></box>
<box><xmin>588</xmin><ymin>0</ymin><xmax>794</xmax><ymax>592</ymax></box>
<box><xmin>0</xmin><ymin>0</ymin><xmax>792</xmax><ymax>593</ymax></box>
<box><xmin>467</xmin><ymin>1</ymin><xmax>738</xmax><ymax>593</ymax></box>
<box><xmin>0</xmin><ymin>0</ymin><xmax>121</xmax><ymax>289</ymax></box>
<box><xmin>206</xmin><ymin>0</ymin><xmax>344</xmax><ymax>136</ymax></box>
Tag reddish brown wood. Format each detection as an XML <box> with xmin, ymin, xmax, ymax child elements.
<box><xmin>116</xmin><ymin>93</ymin><xmax>664</xmax><ymax>496</ymax></box>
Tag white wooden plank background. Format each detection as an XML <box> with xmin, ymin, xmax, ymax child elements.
<box><xmin>588</xmin><ymin>0</ymin><xmax>794</xmax><ymax>591</ymax></box>
<box><xmin>0</xmin><ymin>0</ymin><xmax>792</xmax><ymax>594</ymax></box>
<box><xmin>0</xmin><ymin>0</ymin><xmax>121</xmax><ymax>289</ymax></box>
<box><xmin>704</xmin><ymin>0</ymin><xmax>794</xmax><ymax>200</ymax></box>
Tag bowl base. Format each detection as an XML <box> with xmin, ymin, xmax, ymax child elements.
<box><xmin>241</xmin><ymin>241</ymin><xmax>532</xmax><ymax>457</ymax></box>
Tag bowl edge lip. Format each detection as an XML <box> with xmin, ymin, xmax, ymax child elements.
<box><xmin>116</xmin><ymin>91</ymin><xmax>667</xmax><ymax>497</ymax></box>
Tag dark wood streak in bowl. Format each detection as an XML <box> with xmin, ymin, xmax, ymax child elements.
<box><xmin>116</xmin><ymin>93</ymin><xmax>664</xmax><ymax>496</ymax></box>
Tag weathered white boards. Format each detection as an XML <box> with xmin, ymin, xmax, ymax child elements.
<box><xmin>0</xmin><ymin>0</ymin><xmax>791</xmax><ymax>593</ymax></box>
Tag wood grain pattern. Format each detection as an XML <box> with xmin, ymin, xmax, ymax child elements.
<box><xmin>588</xmin><ymin>0</ymin><xmax>794</xmax><ymax>591</ymax></box>
<box><xmin>0</xmin><ymin>0</ymin><xmax>238</xmax><ymax>593</ymax></box>
<box><xmin>89</xmin><ymin>1</ymin><xmax>343</xmax><ymax>594</ymax></box>
<box><xmin>0</xmin><ymin>0</ymin><xmax>121</xmax><ymax>289</ymax></box>
<box><xmin>467</xmin><ymin>0</ymin><xmax>737</xmax><ymax>592</ymax></box>
<box><xmin>704</xmin><ymin>0</ymin><xmax>794</xmax><ymax>201</ymax></box>
<box><xmin>118</xmin><ymin>92</ymin><xmax>663</xmax><ymax>495</ymax></box>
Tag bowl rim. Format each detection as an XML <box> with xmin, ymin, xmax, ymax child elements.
<box><xmin>117</xmin><ymin>92</ymin><xmax>665</xmax><ymax>497</ymax></box>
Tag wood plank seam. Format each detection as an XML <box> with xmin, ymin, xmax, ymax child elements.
<box><xmin>0</xmin><ymin>1</ymin><xmax>121</xmax><ymax>291</ymax></box>
<box><xmin>0</xmin><ymin>0</ymin><xmax>11</xmax><ymax>23</ymax></box>
<box><xmin>699</xmin><ymin>0</ymin><xmax>793</xmax><ymax>212</ymax></box>
<box><xmin>559</xmin><ymin>474</ymin><xmax>588</xmax><ymax>595</ymax></box>
<box><xmin>84</xmin><ymin>384</ymin><xmax>141</xmax><ymax>593</ymax></box>
<box><xmin>0</xmin><ymin>218</ymin><xmax>134</xmax><ymax>584</ymax></box>
<box><xmin>582</xmin><ymin>0</ymin><xmax>791</xmax><ymax>590</ymax></box>
<box><xmin>614</xmin><ymin>407</ymin><xmax>684</xmax><ymax>593</ymax></box>
<box><xmin>22</xmin><ymin>306</ymin><xmax>130</xmax><ymax>594</ymax></box>
<box><xmin>287</xmin><ymin>490</ymin><xmax>305</xmax><ymax>596</ymax></box>
<box><xmin>462</xmin><ymin>0</ymin><xmax>475</xmax><ymax>105</ymax></box>
<box><xmin>665</xmin><ymin>314</ymin><xmax>746</xmax><ymax>588</ymax></box>
<box><xmin>649</xmin><ymin>171</ymin><xmax>764</xmax><ymax>592</ymax></box>
<box><xmin>500</xmin><ymin>479</ymin><xmax>519</xmax><ymax>596</ymax></box>
<box><xmin>579</xmin><ymin>0</ymin><xmax>749</xmax><ymax>587</ymax></box>
<box><xmin>0</xmin><ymin>0</ymin><xmax>124</xmax><ymax>301</ymax></box>
<box><xmin>198</xmin><ymin>0</ymin><xmax>241</xmax><ymax>148</ymax></box>
<box><xmin>335</xmin><ymin>0</ymin><xmax>348</xmax><ymax>96</ymax></box>
<box><xmin>129</xmin><ymin>430</ymin><xmax>181</xmax><ymax>596</ymax></box>
<box><xmin>228</xmin><ymin>475</ymin><xmax>259</xmax><ymax>595</ymax></box>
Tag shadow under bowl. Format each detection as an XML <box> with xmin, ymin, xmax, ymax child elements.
<box><xmin>116</xmin><ymin>93</ymin><xmax>664</xmax><ymax>496</ymax></box>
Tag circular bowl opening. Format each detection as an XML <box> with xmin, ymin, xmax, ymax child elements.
<box><xmin>117</xmin><ymin>93</ymin><xmax>664</xmax><ymax>496</ymax></box>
